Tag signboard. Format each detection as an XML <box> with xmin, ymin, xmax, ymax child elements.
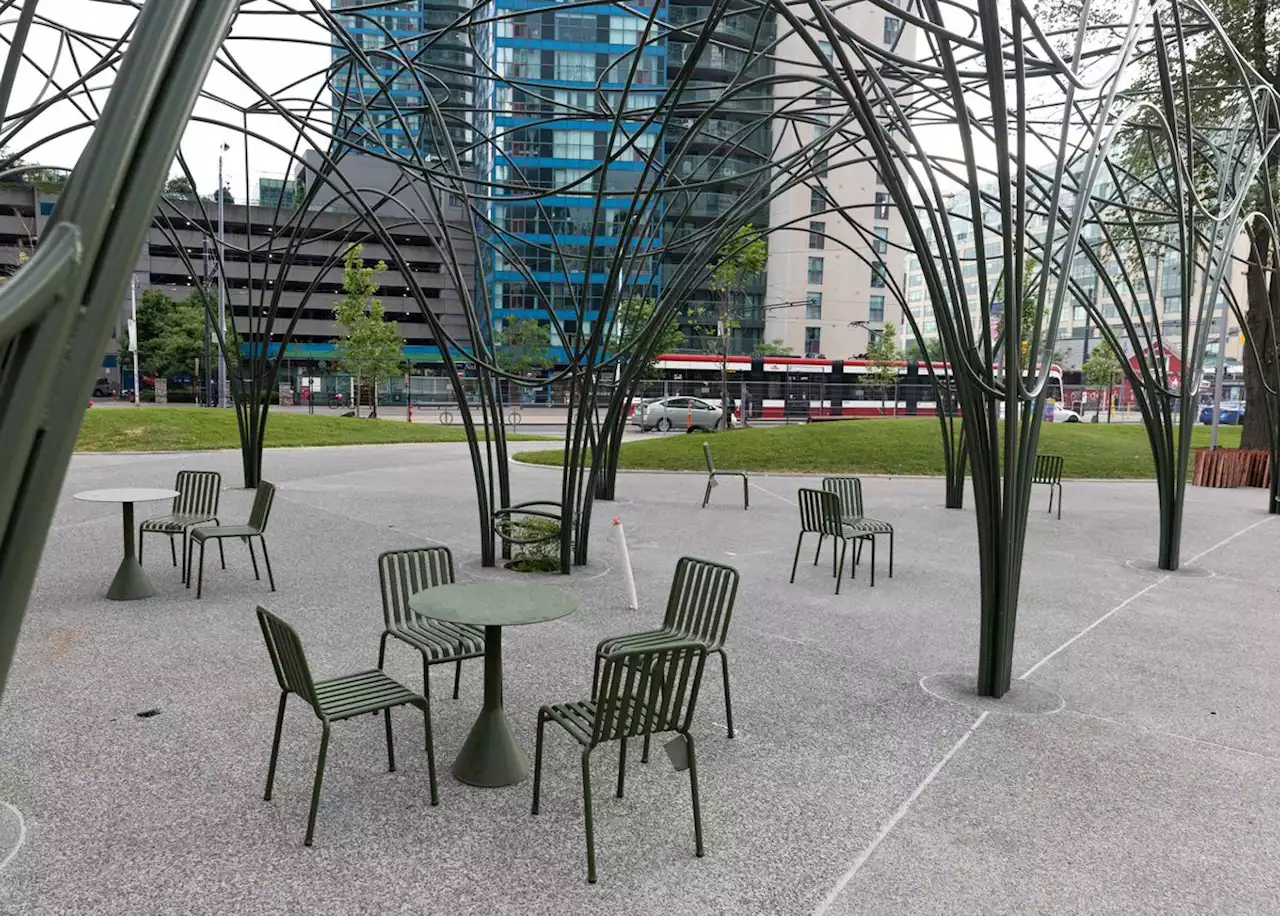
<box><xmin>154</xmin><ymin>378</ymin><xmax>168</xmax><ymax>405</ymax></box>
<box><xmin>278</xmin><ymin>384</ymin><xmax>294</xmax><ymax>407</ymax></box>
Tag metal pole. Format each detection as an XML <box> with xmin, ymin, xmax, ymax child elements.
<box><xmin>1209</xmin><ymin>293</ymin><xmax>1229</xmax><ymax>448</ymax></box>
<box><xmin>217</xmin><ymin>144</ymin><xmax>229</xmax><ymax>408</ymax></box>
<box><xmin>202</xmin><ymin>237</ymin><xmax>212</xmax><ymax>407</ymax></box>
<box><xmin>130</xmin><ymin>275</ymin><xmax>141</xmax><ymax>406</ymax></box>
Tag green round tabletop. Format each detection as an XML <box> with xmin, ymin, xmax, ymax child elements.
<box><xmin>408</xmin><ymin>581</ymin><xmax>578</xmax><ymax>627</ymax></box>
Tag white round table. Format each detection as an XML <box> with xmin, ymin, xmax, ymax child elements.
<box><xmin>73</xmin><ymin>488</ymin><xmax>179</xmax><ymax>600</ymax></box>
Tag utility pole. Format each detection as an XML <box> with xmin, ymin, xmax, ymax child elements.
<box><xmin>217</xmin><ymin>142</ymin><xmax>230</xmax><ymax>408</ymax></box>
<box><xmin>1209</xmin><ymin>292</ymin><xmax>1230</xmax><ymax>448</ymax></box>
<box><xmin>129</xmin><ymin>275</ymin><xmax>141</xmax><ymax>406</ymax></box>
<box><xmin>202</xmin><ymin>237</ymin><xmax>213</xmax><ymax>407</ymax></box>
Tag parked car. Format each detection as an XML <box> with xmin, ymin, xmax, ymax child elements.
<box><xmin>632</xmin><ymin>396</ymin><xmax>731</xmax><ymax>431</ymax></box>
<box><xmin>91</xmin><ymin>377</ymin><xmax>114</xmax><ymax>398</ymax></box>
<box><xmin>1200</xmin><ymin>400</ymin><xmax>1245</xmax><ymax>425</ymax></box>
<box><xmin>1052</xmin><ymin>404</ymin><xmax>1081</xmax><ymax>423</ymax></box>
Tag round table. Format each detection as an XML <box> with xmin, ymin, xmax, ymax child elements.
<box><xmin>408</xmin><ymin>581</ymin><xmax>578</xmax><ymax>787</ymax></box>
<box><xmin>73</xmin><ymin>488</ymin><xmax>179</xmax><ymax>600</ymax></box>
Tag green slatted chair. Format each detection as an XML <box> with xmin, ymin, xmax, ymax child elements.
<box><xmin>702</xmin><ymin>443</ymin><xmax>749</xmax><ymax>509</ymax></box>
<box><xmin>790</xmin><ymin>488</ymin><xmax>856</xmax><ymax>594</ymax></box>
<box><xmin>1033</xmin><ymin>454</ymin><xmax>1064</xmax><ymax>519</ymax></box>
<box><xmin>256</xmin><ymin>606</ymin><xmax>438</xmax><ymax>846</ymax></box>
<box><xmin>186</xmin><ymin>481</ymin><xmax>276</xmax><ymax>599</ymax></box>
<box><xmin>377</xmin><ymin>547</ymin><xmax>485</xmax><ymax>703</ymax></box>
<box><xmin>821</xmin><ymin>476</ymin><xmax>895</xmax><ymax>586</ymax></box>
<box><xmin>139</xmin><ymin>470</ymin><xmax>223</xmax><ymax>579</ymax></box>
<box><xmin>593</xmin><ymin>557</ymin><xmax>738</xmax><ymax>762</ymax></box>
<box><xmin>532</xmin><ymin>641</ymin><xmax>709</xmax><ymax>883</ymax></box>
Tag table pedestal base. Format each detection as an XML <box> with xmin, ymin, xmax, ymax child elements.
<box><xmin>452</xmin><ymin>707</ymin><xmax>528</xmax><ymax>787</ymax></box>
<box><xmin>106</xmin><ymin>556</ymin><xmax>155</xmax><ymax>601</ymax></box>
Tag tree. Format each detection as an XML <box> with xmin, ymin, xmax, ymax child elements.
<box><xmin>493</xmin><ymin>317</ymin><xmax>554</xmax><ymax>406</ymax></box>
<box><xmin>865</xmin><ymin>322</ymin><xmax>901</xmax><ymax>414</ymax></box>
<box><xmin>120</xmin><ymin>288</ymin><xmax>206</xmax><ymax>381</ymax></box>
<box><xmin>753</xmin><ymin>338</ymin><xmax>794</xmax><ymax>356</ymax></box>
<box><xmin>903</xmin><ymin>336</ymin><xmax>946</xmax><ymax>362</ymax></box>
<box><xmin>204</xmin><ymin>185</ymin><xmax>233</xmax><ymax>204</ymax></box>
<box><xmin>994</xmin><ymin>256</ymin><xmax>1041</xmax><ymax>363</ymax></box>
<box><xmin>1082</xmin><ymin>341</ymin><xmax>1122</xmax><ymax>421</ymax></box>
<box><xmin>615</xmin><ymin>296</ymin><xmax>685</xmax><ymax>377</ymax></box>
<box><xmin>332</xmin><ymin>244</ymin><xmax>403</xmax><ymax>418</ymax></box>
<box><xmin>164</xmin><ymin>175</ymin><xmax>196</xmax><ymax>198</ymax></box>
<box><xmin>708</xmin><ymin>225</ymin><xmax>767</xmax><ymax>427</ymax></box>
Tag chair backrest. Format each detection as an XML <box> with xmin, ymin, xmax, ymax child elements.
<box><xmin>592</xmin><ymin>641</ymin><xmax>708</xmax><ymax>746</ymax></box>
<box><xmin>172</xmin><ymin>470</ymin><xmax>221</xmax><ymax>516</ymax></box>
<box><xmin>377</xmin><ymin>546</ymin><xmax>455</xmax><ymax>629</ymax></box>
<box><xmin>1033</xmin><ymin>454</ymin><xmax>1064</xmax><ymax>485</ymax></box>
<box><xmin>256</xmin><ymin>606</ymin><xmax>318</xmax><ymax>710</ymax></box>
<box><xmin>249</xmin><ymin>481</ymin><xmax>277</xmax><ymax>532</ymax></box>
<box><xmin>821</xmin><ymin>476</ymin><xmax>864</xmax><ymax>518</ymax></box>
<box><xmin>662</xmin><ymin>556</ymin><xmax>739</xmax><ymax>647</ymax></box>
<box><xmin>797</xmin><ymin>488</ymin><xmax>843</xmax><ymax>536</ymax></box>
<box><xmin>703</xmin><ymin>442</ymin><xmax>715</xmax><ymax>474</ymax></box>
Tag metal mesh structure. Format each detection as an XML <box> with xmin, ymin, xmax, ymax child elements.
<box><xmin>1</xmin><ymin>0</ymin><xmax>1277</xmax><ymax>700</ymax></box>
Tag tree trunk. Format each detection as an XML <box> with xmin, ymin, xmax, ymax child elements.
<box><xmin>1242</xmin><ymin>224</ymin><xmax>1276</xmax><ymax>451</ymax></box>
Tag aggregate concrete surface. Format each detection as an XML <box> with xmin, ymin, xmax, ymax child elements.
<box><xmin>1</xmin><ymin>442</ymin><xmax>1277</xmax><ymax>915</ymax></box>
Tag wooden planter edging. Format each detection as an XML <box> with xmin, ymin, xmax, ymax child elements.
<box><xmin>1191</xmin><ymin>448</ymin><xmax>1271</xmax><ymax>488</ymax></box>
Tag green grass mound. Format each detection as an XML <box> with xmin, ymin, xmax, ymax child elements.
<box><xmin>514</xmin><ymin>417</ymin><xmax>1242</xmax><ymax>479</ymax></box>
<box><xmin>77</xmin><ymin>407</ymin><xmax>547</xmax><ymax>452</ymax></box>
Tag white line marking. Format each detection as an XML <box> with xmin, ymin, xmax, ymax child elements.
<box><xmin>0</xmin><ymin>802</ymin><xmax>26</xmax><ymax>872</ymax></box>
<box><xmin>1019</xmin><ymin>515</ymin><xmax>1273</xmax><ymax>682</ymax></box>
<box><xmin>812</xmin><ymin>712</ymin><xmax>989</xmax><ymax>916</ymax></box>
<box><xmin>1066</xmin><ymin>710</ymin><xmax>1280</xmax><ymax>764</ymax></box>
<box><xmin>749</xmin><ymin>481</ymin><xmax>796</xmax><ymax>506</ymax></box>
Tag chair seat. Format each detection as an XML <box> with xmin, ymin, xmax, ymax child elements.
<box><xmin>191</xmin><ymin>523</ymin><xmax>259</xmax><ymax>541</ymax></box>
<box><xmin>544</xmin><ymin>697</ymin><xmax>647</xmax><ymax>746</ymax></box>
<box><xmin>597</xmin><ymin>628</ymin><xmax>721</xmax><ymax>655</ymax></box>
<box><xmin>141</xmin><ymin>512</ymin><xmax>217</xmax><ymax>533</ymax></box>
<box><xmin>313</xmin><ymin>669</ymin><xmax>422</xmax><ymax>721</ymax></box>
<box><xmin>390</xmin><ymin>616</ymin><xmax>485</xmax><ymax>661</ymax></box>
<box><xmin>842</xmin><ymin>516</ymin><xmax>893</xmax><ymax>534</ymax></box>
<box><xmin>712</xmin><ymin>469</ymin><xmax>747</xmax><ymax>478</ymax></box>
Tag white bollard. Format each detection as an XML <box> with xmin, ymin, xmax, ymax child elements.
<box><xmin>613</xmin><ymin>516</ymin><xmax>638</xmax><ymax>611</ymax></box>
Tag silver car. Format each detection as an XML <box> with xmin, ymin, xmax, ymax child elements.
<box><xmin>633</xmin><ymin>396</ymin><xmax>728</xmax><ymax>431</ymax></box>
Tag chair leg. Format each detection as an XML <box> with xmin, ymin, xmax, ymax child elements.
<box><xmin>169</xmin><ymin>536</ymin><xmax>177</xmax><ymax>568</ymax></box>
<box><xmin>718</xmin><ymin>649</ymin><xmax>735</xmax><ymax>739</ymax></box>
<box><xmin>184</xmin><ymin>538</ymin><xmax>192</xmax><ymax>587</ymax></box>
<box><xmin>702</xmin><ymin>475</ymin><xmax>713</xmax><ymax>509</ymax></box>
<box><xmin>421</xmin><ymin>655</ymin><xmax>432</xmax><ymax>749</ymax></box>
<box><xmin>531</xmin><ymin>710</ymin><xmax>548</xmax><ymax>815</ymax></box>
<box><xmin>304</xmin><ymin>725</ymin><xmax>331</xmax><ymax>847</ymax></box>
<box><xmin>264</xmin><ymin>692</ymin><xmax>288</xmax><ymax>801</ymax></box>
<box><xmin>742</xmin><ymin>475</ymin><xmax>749</xmax><ymax>509</ymax></box>
<box><xmin>642</xmin><ymin>732</ymin><xmax>651</xmax><ymax>764</ymax></box>
<box><xmin>687</xmin><ymin>732</ymin><xmax>704</xmax><ymax>857</ymax></box>
<box><xmin>420</xmin><ymin>699</ymin><xmax>438</xmax><ymax>806</ymax></box>
<box><xmin>384</xmin><ymin>708</ymin><xmax>396</xmax><ymax>773</ymax></box>
<box><xmin>836</xmin><ymin>539</ymin><xmax>847</xmax><ymax>595</ymax></box>
<box><xmin>789</xmin><ymin>531</ymin><xmax>805</xmax><ymax>584</ymax></box>
<box><xmin>196</xmin><ymin>541</ymin><xmax>207</xmax><ymax>599</ymax></box>
<box><xmin>259</xmin><ymin>537</ymin><xmax>276</xmax><ymax>591</ymax></box>
<box><xmin>832</xmin><ymin>536</ymin><xmax>839</xmax><ymax>578</ymax></box>
<box><xmin>870</xmin><ymin>537</ymin><xmax>877</xmax><ymax>587</ymax></box>
<box><xmin>452</xmin><ymin>658</ymin><xmax>462</xmax><ymax>700</ymax></box>
<box><xmin>216</xmin><ymin>526</ymin><xmax>226</xmax><ymax>569</ymax></box>
<box><xmin>616</xmin><ymin>737</ymin><xmax>627</xmax><ymax>799</ymax></box>
<box><xmin>248</xmin><ymin>538</ymin><xmax>260</xmax><ymax>580</ymax></box>
<box><xmin>581</xmin><ymin>749</ymin><xmax>597</xmax><ymax>884</ymax></box>
<box><xmin>138</xmin><ymin>529</ymin><xmax>146</xmax><ymax>565</ymax></box>
<box><xmin>1047</xmin><ymin>484</ymin><xmax>1054</xmax><ymax>514</ymax></box>
<box><xmin>377</xmin><ymin>631</ymin><xmax>390</xmax><ymax>669</ymax></box>
<box><xmin>812</xmin><ymin>534</ymin><xmax>825</xmax><ymax>566</ymax></box>
<box><xmin>889</xmin><ymin>530</ymin><xmax>895</xmax><ymax>577</ymax></box>
<box><xmin>1056</xmin><ymin>484</ymin><xmax>1063</xmax><ymax>520</ymax></box>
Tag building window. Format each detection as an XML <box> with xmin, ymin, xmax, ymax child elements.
<box><xmin>809</xmin><ymin>221</ymin><xmax>825</xmax><ymax>249</ymax></box>
<box><xmin>871</xmin><ymin>263</ymin><xmax>887</xmax><ymax>288</ymax></box>
<box><xmin>804</xmin><ymin>326</ymin><xmax>822</xmax><ymax>356</ymax></box>
<box><xmin>552</xmin><ymin>129</ymin><xmax>595</xmax><ymax>160</ymax></box>
<box><xmin>609</xmin><ymin>15</ymin><xmax>642</xmax><ymax>45</ymax></box>
<box><xmin>810</xmin><ymin>188</ymin><xmax>826</xmax><ymax>214</ymax></box>
<box><xmin>874</xmin><ymin>191</ymin><xmax>891</xmax><ymax>220</ymax></box>
<box><xmin>868</xmin><ymin>329</ymin><xmax>883</xmax><ymax>346</ymax></box>
<box><xmin>556</xmin><ymin>13</ymin><xmax>597</xmax><ymax>41</ymax></box>
<box><xmin>555</xmin><ymin>51</ymin><xmax>597</xmax><ymax>83</ymax></box>
<box><xmin>815</xmin><ymin>153</ymin><xmax>829</xmax><ymax>177</ymax></box>
<box><xmin>869</xmin><ymin>295</ymin><xmax>885</xmax><ymax>322</ymax></box>
<box><xmin>873</xmin><ymin>226</ymin><xmax>889</xmax><ymax>254</ymax></box>
<box><xmin>884</xmin><ymin>17</ymin><xmax>901</xmax><ymax>44</ymax></box>
<box><xmin>806</xmin><ymin>291</ymin><xmax>822</xmax><ymax>320</ymax></box>
<box><xmin>808</xmin><ymin>256</ymin><xmax>824</xmax><ymax>285</ymax></box>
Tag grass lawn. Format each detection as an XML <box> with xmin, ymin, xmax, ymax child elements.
<box><xmin>77</xmin><ymin>407</ymin><xmax>547</xmax><ymax>452</ymax></box>
<box><xmin>514</xmin><ymin>418</ymin><xmax>1244</xmax><ymax>478</ymax></box>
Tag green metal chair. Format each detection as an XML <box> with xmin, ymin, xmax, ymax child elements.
<box><xmin>1033</xmin><ymin>454</ymin><xmax>1065</xmax><ymax>519</ymax></box>
<box><xmin>790</xmin><ymin>488</ymin><xmax>857</xmax><ymax>594</ymax></box>
<box><xmin>256</xmin><ymin>606</ymin><xmax>437</xmax><ymax>846</ymax></box>
<box><xmin>532</xmin><ymin>641</ymin><xmax>709</xmax><ymax>883</ymax></box>
<box><xmin>377</xmin><ymin>547</ymin><xmax>485</xmax><ymax>703</ymax></box>
<box><xmin>593</xmin><ymin>557</ymin><xmax>739</xmax><ymax>761</ymax></box>
<box><xmin>821</xmin><ymin>476</ymin><xmax>895</xmax><ymax>586</ymax></box>
<box><xmin>702</xmin><ymin>443</ymin><xmax>748</xmax><ymax>509</ymax></box>
<box><xmin>186</xmin><ymin>481</ymin><xmax>276</xmax><ymax>599</ymax></box>
<box><xmin>139</xmin><ymin>470</ymin><xmax>223</xmax><ymax>580</ymax></box>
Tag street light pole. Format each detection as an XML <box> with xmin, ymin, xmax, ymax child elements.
<box><xmin>130</xmin><ymin>274</ymin><xmax>141</xmax><ymax>406</ymax></box>
<box><xmin>1209</xmin><ymin>292</ymin><xmax>1230</xmax><ymax>448</ymax></box>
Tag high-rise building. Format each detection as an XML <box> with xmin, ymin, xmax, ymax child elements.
<box><xmin>763</xmin><ymin>5</ymin><xmax>911</xmax><ymax>359</ymax></box>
